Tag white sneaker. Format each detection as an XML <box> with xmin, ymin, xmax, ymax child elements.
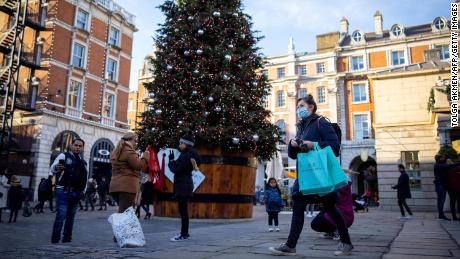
<box><xmin>306</xmin><ymin>213</ymin><xmax>313</xmax><ymax>218</ymax></box>
<box><xmin>404</xmin><ymin>215</ymin><xmax>413</xmax><ymax>220</ymax></box>
<box><xmin>334</xmin><ymin>242</ymin><xmax>353</xmax><ymax>256</ymax></box>
<box><xmin>269</xmin><ymin>227</ymin><xmax>274</xmax><ymax>232</ymax></box>
<box><xmin>275</xmin><ymin>227</ymin><xmax>280</xmax><ymax>232</ymax></box>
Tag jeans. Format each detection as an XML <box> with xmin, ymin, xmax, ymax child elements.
<box><xmin>85</xmin><ymin>192</ymin><xmax>94</xmax><ymax>210</ymax></box>
<box><xmin>178</xmin><ymin>197</ymin><xmax>189</xmax><ymax>236</ymax></box>
<box><xmin>99</xmin><ymin>193</ymin><xmax>107</xmax><ymax>209</ymax></box>
<box><xmin>51</xmin><ymin>189</ymin><xmax>81</xmax><ymax>242</ymax></box>
<box><xmin>268</xmin><ymin>211</ymin><xmax>279</xmax><ymax>226</ymax></box>
<box><xmin>306</xmin><ymin>204</ymin><xmax>315</xmax><ymax>214</ymax></box>
<box><xmin>286</xmin><ymin>192</ymin><xmax>351</xmax><ymax>248</ymax></box>
<box><xmin>397</xmin><ymin>197</ymin><xmax>413</xmax><ymax>216</ymax></box>
<box><xmin>436</xmin><ymin>185</ymin><xmax>447</xmax><ymax>218</ymax></box>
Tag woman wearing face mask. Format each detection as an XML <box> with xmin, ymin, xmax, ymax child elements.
<box><xmin>109</xmin><ymin>132</ymin><xmax>149</xmax><ymax>242</ymax></box>
<box><xmin>270</xmin><ymin>94</ymin><xmax>353</xmax><ymax>256</ymax></box>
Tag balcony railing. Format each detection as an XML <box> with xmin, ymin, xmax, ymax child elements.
<box><xmin>95</xmin><ymin>0</ymin><xmax>136</xmax><ymax>25</ymax></box>
<box><xmin>101</xmin><ymin>116</ymin><xmax>115</xmax><ymax>126</ymax></box>
<box><xmin>66</xmin><ymin>107</ymin><xmax>82</xmax><ymax>118</ymax></box>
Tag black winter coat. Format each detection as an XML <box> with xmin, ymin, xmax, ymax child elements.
<box><xmin>141</xmin><ymin>181</ymin><xmax>155</xmax><ymax>205</ymax></box>
<box><xmin>168</xmin><ymin>148</ymin><xmax>201</xmax><ymax>198</ymax></box>
<box><xmin>393</xmin><ymin>172</ymin><xmax>411</xmax><ymax>199</ymax></box>
<box><xmin>7</xmin><ymin>185</ymin><xmax>23</xmax><ymax>210</ymax></box>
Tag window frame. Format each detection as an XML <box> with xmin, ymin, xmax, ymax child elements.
<box><xmin>103</xmin><ymin>91</ymin><xmax>116</xmax><ymax>119</ymax></box>
<box><xmin>298</xmin><ymin>88</ymin><xmax>307</xmax><ymax>98</ymax></box>
<box><xmin>106</xmin><ymin>58</ymin><xmax>118</xmax><ymax>82</ymax></box>
<box><xmin>67</xmin><ymin>79</ymin><xmax>83</xmax><ymax>110</ymax></box>
<box><xmin>390</xmin><ymin>50</ymin><xmax>406</xmax><ymax>66</ymax></box>
<box><xmin>351</xmin><ymin>82</ymin><xmax>368</xmax><ymax>103</ymax></box>
<box><xmin>401</xmin><ymin>151</ymin><xmax>422</xmax><ymax>191</ymax></box>
<box><xmin>316</xmin><ymin>86</ymin><xmax>326</xmax><ymax>104</ymax></box>
<box><xmin>437</xmin><ymin>45</ymin><xmax>450</xmax><ymax>60</ymax></box>
<box><xmin>351</xmin><ymin>56</ymin><xmax>365</xmax><ymax>71</ymax></box>
<box><xmin>75</xmin><ymin>8</ymin><xmax>89</xmax><ymax>31</ymax></box>
<box><xmin>298</xmin><ymin>65</ymin><xmax>307</xmax><ymax>76</ymax></box>
<box><xmin>316</xmin><ymin>63</ymin><xmax>325</xmax><ymax>74</ymax></box>
<box><xmin>352</xmin><ymin>112</ymin><xmax>371</xmax><ymax>140</ymax></box>
<box><xmin>108</xmin><ymin>26</ymin><xmax>121</xmax><ymax>47</ymax></box>
<box><xmin>277</xmin><ymin>90</ymin><xmax>286</xmax><ymax>107</ymax></box>
<box><xmin>71</xmin><ymin>42</ymin><xmax>86</xmax><ymax>68</ymax></box>
<box><xmin>277</xmin><ymin>67</ymin><xmax>286</xmax><ymax>79</ymax></box>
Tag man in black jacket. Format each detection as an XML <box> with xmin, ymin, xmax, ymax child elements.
<box><xmin>392</xmin><ymin>165</ymin><xmax>413</xmax><ymax>219</ymax></box>
<box><xmin>168</xmin><ymin>135</ymin><xmax>200</xmax><ymax>242</ymax></box>
<box><xmin>434</xmin><ymin>155</ymin><xmax>460</xmax><ymax>220</ymax></box>
<box><xmin>49</xmin><ymin>138</ymin><xmax>88</xmax><ymax>243</ymax></box>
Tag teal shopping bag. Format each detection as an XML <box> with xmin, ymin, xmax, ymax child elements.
<box><xmin>298</xmin><ymin>143</ymin><xmax>335</xmax><ymax>195</ymax></box>
<box><xmin>324</xmin><ymin>145</ymin><xmax>348</xmax><ymax>190</ymax></box>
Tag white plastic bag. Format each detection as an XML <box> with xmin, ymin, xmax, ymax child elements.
<box><xmin>108</xmin><ymin>206</ymin><xmax>146</xmax><ymax>248</ymax></box>
<box><xmin>192</xmin><ymin>169</ymin><xmax>205</xmax><ymax>192</ymax></box>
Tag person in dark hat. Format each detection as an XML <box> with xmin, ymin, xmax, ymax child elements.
<box><xmin>168</xmin><ymin>134</ymin><xmax>201</xmax><ymax>241</ymax></box>
<box><xmin>7</xmin><ymin>175</ymin><xmax>23</xmax><ymax>223</ymax></box>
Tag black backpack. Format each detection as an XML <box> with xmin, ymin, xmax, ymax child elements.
<box><xmin>317</xmin><ymin>117</ymin><xmax>342</xmax><ymax>156</ymax></box>
<box><xmin>38</xmin><ymin>179</ymin><xmax>50</xmax><ymax>192</ymax></box>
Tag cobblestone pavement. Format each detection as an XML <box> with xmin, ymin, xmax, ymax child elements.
<box><xmin>0</xmin><ymin>205</ymin><xmax>459</xmax><ymax>258</ymax></box>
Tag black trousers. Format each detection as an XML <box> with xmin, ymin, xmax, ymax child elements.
<box><xmin>99</xmin><ymin>193</ymin><xmax>107</xmax><ymax>209</ymax></box>
<box><xmin>311</xmin><ymin>211</ymin><xmax>336</xmax><ymax>234</ymax></box>
<box><xmin>448</xmin><ymin>190</ymin><xmax>460</xmax><ymax>220</ymax></box>
<box><xmin>178</xmin><ymin>197</ymin><xmax>189</xmax><ymax>236</ymax></box>
<box><xmin>268</xmin><ymin>211</ymin><xmax>279</xmax><ymax>226</ymax></box>
<box><xmin>286</xmin><ymin>192</ymin><xmax>351</xmax><ymax>248</ymax></box>
<box><xmin>398</xmin><ymin>197</ymin><xmax>413</xmax><ymax>217</ymax></box>
<box><xmin>9</xmin><ymin>209</ymin><xmax>19</xmax><ymax>223</ymax></box>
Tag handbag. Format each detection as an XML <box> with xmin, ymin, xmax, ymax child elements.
<box><xmin>297</xmin><ymin>142</ymin><xmax>335</xmax><ymax>196</ymax></box>
<box><xmin>323</xmin><ymin>144</ymin><xmax>348</xmax><ymax>190</ymax></box>
<box><xmin>108</xmin><ymin>207</ymin><xmax>146</xmax><ymax>248</ymax></box>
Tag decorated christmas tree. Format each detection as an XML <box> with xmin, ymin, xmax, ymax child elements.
<box><xmin>138</xmin><ymin>0</ymin><xmax>280</xmax><ymax>160</ymax></box>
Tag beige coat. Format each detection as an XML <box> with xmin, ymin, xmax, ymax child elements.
<box><xmin>109</xmin><ymin>143</ymin><xmax>148</xmax><ymax>194</ymax></box>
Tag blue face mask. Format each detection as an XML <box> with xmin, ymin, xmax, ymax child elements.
<box><xmin>297</xmin><ymin>106</ymin><xmax>310</xmax><ymax>119</ymax></box>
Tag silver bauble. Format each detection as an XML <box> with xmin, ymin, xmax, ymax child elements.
<box><xmin>252</xmin><ymin>81</ymin><xmax>258</xmax><ymax>87</ymax></box>
<box><xmin>149</xmin><ymin>92</ymin><xmax>155</xmax><ymax>98</ymax></box>
<box><xmin>213</xmin><ymin>11</ymin><xmax>221</xmax><ymax>17</ymax></box>
<box><xmin>273</xmin><ymin>133</ymin><xmax>278</xmax><ymax>138</ymax></box>
<box><xmin>223</xmin><ymin>74</ymin><xmax>230</xmax><ymax>81</ymax></box>
<box><xmin>215</xmin><ymin>106</ymin><xmax>222</xmax><ymax>112</ymax></box>
<box><xmin>184</xmin><ymin>50</ymin><xmax>190</xmax><ymax>56</ymax></box>
<box><xmin>174</xmin><ymin>28</ymin><xmax>179</xmax><ymax>32</ymax></box>
<box><xmin>197</xmin><ymin>49</ymin><xmax>203</xmax><ymax>55</ymax></box>
<box><xmin>228</xmin><ymin>44</ymin><xmax>234</xmax><ymax>48</ymax></box>
<box><xmin>225</xmin><ymin>54</ymin><xmax>232</xmax><ymax>61</ymax></box>
<box><xmin>233</xmin><ymin>13</ymin><xmax>239</xmax><ymax>17</ymax></box>
<box><xmin>192</xmin><ymin>90</ymin><xmax>198</xmax><ymax>95</ymax></box>
<box><xmin>188</xmin><ymin>16</ymin><xmax>194</xmax><ymax>21</ymax></box>
<box><xmin>167</xmin><ymin>65</ymin><xmax>173</xmax><ymax>70</ymax></box>
<box><xmin>208</xmin><ymin>96</ymin><xmax>214</xmax><ymax>102</ymax></box>
<box><xmin>178</xmin><ymin>120</ymin><xmax>184</xmax><ymax>125</ymax></box>
<box><xmin>193</xmin><ymin>69</ymin><xmax>199</xmax><ymax>74</ymax></box>
<box><xmin>198</xmin><ymin>29</ymin><xmax>204</xmax><ymax>35</ymax></box>
<box><xmin>204</xmin><ymin>111</ymin><xmax>210</xmax><ymax>116</ymax></box>
<box><xmin>155</xmin><ymin>109</ymin><xmax>162</xmax><ymax>114</ymax></box>
<box><xmin>232</xmin><ymin>137</ymin><xmax>240</xmax><ymax>144</ymax></box>
<box><xmin>241</xmin><ymin>34</ymin><xmax>246</xmax><ymax>39</ymax></box>
<box><xmin>252</xmin><ymin>134</ymin><xmax>259</xmax><ymax>141</ymax></box>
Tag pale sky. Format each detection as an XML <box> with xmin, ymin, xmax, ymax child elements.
<box><xmin>124</xmin><ymin>0</ymin><xmax>451</xmax><ymax>91</ymax></box>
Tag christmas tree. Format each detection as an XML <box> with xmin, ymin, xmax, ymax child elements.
<box><xmin>138</xmin><ymin>0</ymin><xmax>280</xmax><ymax>160</ymax></box>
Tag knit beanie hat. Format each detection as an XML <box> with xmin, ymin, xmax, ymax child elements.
<box><xmin>179</xmin><ymin>135</ymin><xmax>195</xmax><ymax>147</ymax></box>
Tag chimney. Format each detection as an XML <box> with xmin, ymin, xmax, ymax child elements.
<box><xmin>374</xmin><ymin>11</ymin><xmax>383</xmax><ymax>37</ymax></box>
<box><xmin>288</xmin><ymin>36</ymin><xmax>295</xmax><ymax>54</ymax></box>
<box><xmin>340</xmin><ymin>17</ymin><xmax>349</xmax><ymax>35</ymax></box>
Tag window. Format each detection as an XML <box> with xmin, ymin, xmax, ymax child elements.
<box><xmin>317</xmin><ymin>87</ymin><xmax>326</xmax><ymax>104</ymax></box>
<box><xmin>277</xmin><ymin>68</ymin><xmax>285</xmax><ymax>78</ymax></box>
<box><xmin>353</xmin><ymin>114</ymin><xmax>369</xmax><ymax>140</ymax></box>
<box><xmin>277</xmin><ymin>90</ymin><xmax>285</xmax><ymax>107</ymax></box>
<box><xmin>103</xmin><ymin>92</ymin><xmax>115</xmax><ymax>118</ymax></box>
<box><xmin>434</xmin><ymin>17</ymin><xmax>446</xmax><ymax>30</ymax></box>
<box><xmin>298</xmin><ymin>65</ymin><xmax>307</xmax><ymax>76</ymax></box>
<box><xmin>316</xmin><ymin>63</ymin><xmax>325</xmax><ymax>73</ymax></box>
<box><xmin>72</xmin><ymin>43</ymin><xmax>85</xmax><ymax>68</ymax></box>
<box><xmin>352</xmin><ymin>31</ymin><xmax>363</xmax><ymax>43</ymax></box>
<box><xmin>352</xmin><ymin>83</ymin><xmax>367</xmax><ymax>102</ymax></box>
<box><xmin>437</xmin><ymin>45</ymin><xmax>449</xmax><ymax>60</ymax></box>
<box><xmin>128</xmin><ymin>100</ymin><xmax>134</xmax><ymax>111</ymax></box>
<box><xmin>298</xmin><ymin>88</ymin><xmax>307</xmax><ymax>98</ymax></box>
<box><xmin>76</xmin><ymin>9</ymin><xmax>89</xmax><ymax>30</ymax></box>
<box><xmin>108</xmin><ymin>27</ymin><xmax>120</xmax><ymax>46</ymax></box>
<box><xmin>107</xmin><ymin>58</ymin><xmax>118</xmax><ymax>81</ymax></box>
<box><xmin>67</xmin><ymin>80</ymin><xmax>82</xmax><ymax>109</ymax></box>
<box><xmin>351</xmin><ymin>56</ymin><xmax>364</xmax><ymax>70</ymax></box>
<box><xmin>391</xmin><ymin>50</ymin><xmax>405</xmax><ymax>66</ymax></box>
<box><xmin>401</xmin><ymin>151</ymin><xmax>421</xmax><ymax>191</ymax></box>
<box><xmin>276</xmin><ymin>120</ymin><xmax>286</xmax><ymax>143</ymax></box>
<box><xmin>391</xmin><ymin>25</ymin><xmax>403</xmax><ymax>37</ymax></box>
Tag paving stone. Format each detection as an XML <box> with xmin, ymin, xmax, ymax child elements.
<box><xmin>388</xmin><ymin>247</ymin><xmax>452</xmax><ymax>256</ymax></box>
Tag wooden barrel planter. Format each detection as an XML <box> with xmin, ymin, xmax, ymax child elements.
<box><xmin>154</xmin><ymin>147</ymin><xmax>257</xmax><ymax>219</ymax></box>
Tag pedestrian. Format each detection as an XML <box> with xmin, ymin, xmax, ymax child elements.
<box><xmin>49</xmin><ymin>138</ymin><xmax>88</xmax><ymax>243</ymax></box>
<box><xmin>446</xmin><ymin>160</ymin><xmax>460</xmax><ymax>221</ymax></box>
<box><xmin>392</xmin><ymin>165</ymin><xmax>413</xmax><ymax>219</ymax></box>
<box><xmin>97</xmin><ymin>176</ymin><xmax>109</xmax><ymax>211</ymax></box>
<box><xmin>35</xmin><ymin>178</ymin><xmax>48</xmax><ymax>213</ymax></box>
<box><xmin>305</xmin><ymin>203</ymin><xmax>314</xmax><ymax>218</ymax></box>
<box><xmin>311</xmin><ymin>182</ymin><xmax>354</xmax><ymax>240</ymax></box>
<box><xmin>109</xmin><ymin>132</ymin><xmax>149</xmax><ymax>242</ymax></box>
<box><xmin>7</xmin><ymin>175</ymin><xmax>23</xmax><ymax>223</ymax></box>
<box><xmin>168</xmin><ymin>134</ymin><xmax>201</xmax><ymax>242</ymax></box>
<box><xmin>265</xmin><ymin>178</ymin><xmax>283</xmax><ymax>232</ymax></box>
<box><xmin>433</xmin><ymin>155</ymin><xmax>460</xmax><ymax>220</ymax></box>
<box><xmin>84</xmin><ymin>178</ymin><xmax>96</xmax><ymax>211</ymax></box>
<box><xmin>140</xmin><ymin>177</ymin><xmax>154</xmax><ymax>219</ymax></box>
<box><xmin>45</xmin><ymin>176</ymin><xmax>55</xmax><ymax>212</ymax></box>
<box><xmin>270</xmin><ymin>94</ymin><xmax>353</xmax><ymax>256</ymax></box>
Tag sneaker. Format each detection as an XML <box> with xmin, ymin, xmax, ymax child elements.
<box><xmin>269</xmin><ymin>227</ymin><xmax>274</xmax><ymax>232</ymax></box>
<box><xmin>334</xmin><ymin>242</ymin><xmax>353</xmax><ymax>256</ymax></box>
<box><xmin>269</xmin><ymin>243</ymin><xmax>296</xmax><ymax>256</ymax></box>
<box><xmin>333</xmin><ymin>232</ymin><xmax>340</xmax><ymax>241</ymax></box>
<box><xmin>275</xmin><ymin>227</ymin><xmax>280</xmax><ymax>232</ymax></box>
<box><xmin>404</xmin><ymin>215</ymin><xmax>413</xmax><ymax>220</ymax></box>
<box><xmin>170</xmin><ymin>234</ymin><xmax>190</xmax><ymax>242</ymax></box>
<box><xmin>306</xmin><ymin>212</ymin><xmax>313</xmax><ymax>218</ymax></box>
